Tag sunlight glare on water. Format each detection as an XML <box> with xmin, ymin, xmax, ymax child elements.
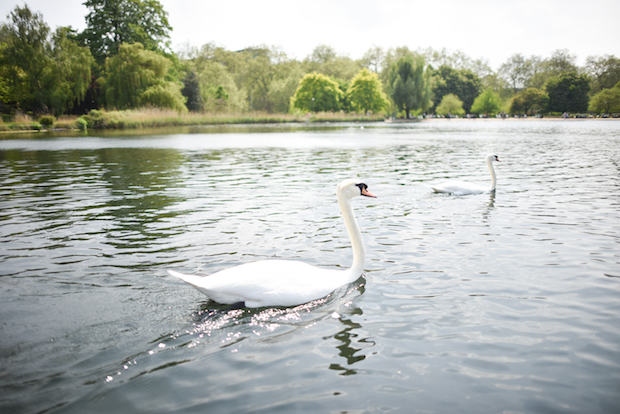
<box><xmin>0</xmin><ymin>120</ymin><xmax>619</xmax><ymax>413</ymax></box>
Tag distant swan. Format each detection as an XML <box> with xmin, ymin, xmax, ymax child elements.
<box><xmin>168</xmin><ymin>179</ymin><xmax>377</xmax><ymax>308</ymax></box>
<box><xmin>431</xmin><ymin>154</ymin><xmax>501</xmax><ymax>195</ymax></box>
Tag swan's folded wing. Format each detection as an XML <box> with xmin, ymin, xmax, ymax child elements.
<box><xmin>432</xmin><ymin>181</ymin><xmax>485</xmax><ymax>195</ymax></box>
<box><xmin>168</xmin><ymin>261</ymin><xmax>346</xmax><ymax>307</ymax></box>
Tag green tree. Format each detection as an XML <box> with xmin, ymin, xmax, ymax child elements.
<box><xmin>431</xmin><ymin>65</ymin><xmax>481</xmax><ymax>113</ymax></box>
<box><xmin>291</xmin><ymin>72</ymin><xmax>343</xmax><ymax>112</ymax></box>
<box><xmin>585</xmin><ymin>54</ymin><xmax>620</xmax><ymax>95</ymax></box>
<box><xmin>529</xmin><ymin>49</ymin><xmax>578</xmax><ymax>89</ymax></box>
<box><xmin>499</xmin><ymin>53</ymin><xmax>531</xmax><ymax>93</ymax></box>
<box><xmin>435</xmin><ymin>93</ymin><xmax>465</xmax><ymax>117</ymax></box>
<box><xmin>588</xmin><ymin>82</ymin><xmax>620</xmax><ymax>113</ymax></box>
<box><xmin>347</xmin><ymin>68</ymin><xmax>388</xmax><ymax>114</ymax></box>
<box><xmin>471</xmin><ymin>87</ymin><xmax>502</xmax><ymax>115</ymax></box>
<box><xmin>0</xmin><ymin>4</ymin><xmax>51</xmax><ymax>113</ymax></box>
<box><xmin>360</xmin><ymin>45</ymin><xmax>385</xmax><ymax>73</ymax></box>
<box><xmin>303</xmin><ymin>44</ymin><xmax>360</xmax><ymax>82</ymax></box>
<box><xmin>418</xmin><ymin>47</ymin><xmax>492</xmax><ymax>80</ymax></box>
<box><xmin>239</xmin><ymin>46</ymin><xmax>294</xmax><ymax>113</ymax></box>
<box><xmin>101</xmin><ymin>42</ymin><xmax>186</xmax><ymax>111</ymax></box>
<box><xmin>81</xmin><ymin>0</ymin><xmax>172</xmax><ymax>66</ymax></box>
<box><xmin>388</xmin><ymin>54</ymin><xmax>432</xmax><ymax>118</ymax></box>
<box><xmin>47</xmin><ymin>27</ymin><xmax>95</xmax><ymax>114</ymax></box>
<box><xmin>545</xmin><ymin>72</ymin><xmax>590</xmax><ymax>113</ymax></box>
<box><xmin>193</xmin><ymin>57</ymin><xmax>246</xmax><ymax>112</ymax></box>
<box><xmin>181</xmin><ymin>70</ymin><xmax>203</xmax><ymax>111</ymax></box>
<box><xmin>190</xmin><ymin>44</ymin><xmax>300</xmax><ymax>113</ymax></box>
<box><xmin>510</xmin><ymin>88</ymin><xmax>549</xmax><ymax>115</ymax></box>
<box><xmin>0</xmin><ymin>5</ymin><xmax>93</xmax><ymax>115</ymax></box>
<box><xmin>267</xmin><ymin>62</ymin><xmax>304</xmax><ymax>113</ymax></box>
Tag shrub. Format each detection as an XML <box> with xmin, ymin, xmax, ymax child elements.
<box><xmin>83</xmin><ymin>109</ymin><xmax>108</xmax><ymax>128</ymax></box>
<box><xmin>76</xmin><ymin>117</ymin><xmax>88</xmax><ymax>130</ymax></box>
<box><xmin>39</xmin><ymin>115</ymin><xmax>56</xmax><ymax>128</ymax></box>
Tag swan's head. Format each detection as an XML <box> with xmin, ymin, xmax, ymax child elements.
<box><xmin>337</xmin><ymin>179</ymin><xmax>377</xmax><ymax>200</ymax></box>
<box><xmin>486</xmin><ymin>154</ymin><xmax>501</xmax><ymax>163</ymax></box>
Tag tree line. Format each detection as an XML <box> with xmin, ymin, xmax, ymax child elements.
<box><xmin>1</xmin><ymin>1</ymin><xmax>619</xmax><ymax>120</ymax></box>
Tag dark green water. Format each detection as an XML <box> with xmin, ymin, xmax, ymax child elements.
<box><xmin>1</xmin><ymin>120</ymin><xmax>619</xmax><ymax>413</ymax></box>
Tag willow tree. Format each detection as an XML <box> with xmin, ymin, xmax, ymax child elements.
<box><xmin>388</xmin><ymin>54</ymin><xmax>432</xmax><ymax>118</ymax></box>
<box><xmin>48</xmin><ymin>27</ymin><xmax>95</xmax><ymax>114</ymax></box>
<box><xmin>101</xmin><ymin>42</ymin><xmax>186</xmax><ymax>111</ymax></box>
<box><xmin>0</xmin><ymin>5</ymin><xmax>93</xmax><ymax>115</ymax></box>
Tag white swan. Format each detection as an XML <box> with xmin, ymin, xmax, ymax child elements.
<box><xmin>431</xmin><ymin>154</ymin><xmax>501</xmax><ymax>195</ymax></box>
<box><xmin>168</xmin><ymin>179</ymin><xmax>377</xmax><ymax>308</ymax></box>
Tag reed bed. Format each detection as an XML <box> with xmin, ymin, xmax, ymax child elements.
<box><xmin>0</xmin><ymin>108</ymin><xmax>387</xmax><ymax>132</ymax></box>
<box><xmin>83</xmin><ymin>108</ymin><xmax>386</xmax><ymax>129</ymax></box>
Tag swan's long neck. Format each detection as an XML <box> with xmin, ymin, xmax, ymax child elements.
<box><xmin>487</xmin><ymin>159</ymin><xmax>497</xmax><ymax>191</ymax></box>
<box><xmin>338</xmin><ymin>194</ymin><xmax>365</xmax><ymax>280</ymax></box>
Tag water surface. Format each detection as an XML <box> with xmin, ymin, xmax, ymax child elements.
<box><xmin>1</xmin><ymin>120</ymin><xmax>619</xmax><ymax>413</ymax></box>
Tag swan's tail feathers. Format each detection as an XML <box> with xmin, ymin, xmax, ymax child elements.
<box><xmin>168</xmin><ymin>270</ymin><xmax>209</xmax><ymax>290</ymax></box>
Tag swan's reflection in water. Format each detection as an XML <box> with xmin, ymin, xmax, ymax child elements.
<box><xmin>328</xmin><ymin>307</ymin><xmax>375</xmax><ymax>376</ymax></box>
<box><xmin>480</xmin><ymin>191</ymin><xmax>496</xmax><ymax>221</ymax></box>
<box><xmin>487</xmin><ymin>190</ymin><xmax>496</xmax><ymax>209</ymax></box>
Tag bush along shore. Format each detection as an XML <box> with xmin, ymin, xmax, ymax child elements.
<box><xmin>0</xmin><ymin>108</ymin><xmax>388</xmax><ymax>132</ymax></box>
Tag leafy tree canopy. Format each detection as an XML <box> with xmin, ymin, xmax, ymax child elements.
<box><xmin>510</xmin><ymin>88</ymin><xmax>549</xmax><ymax>115</ymax></box>
<box><xmin>585</xmin><ymin>54</ymin><xmax>620</xmax><ymax>95</ymax></box>
<box><xmin>81</xmin><ymin>0</ymin><xmax>172</xmax><ymax>66</ymax></box>
<box><xmin>101</xmin><ymin>42</ymin><xmax>186</xmax><ymax>111</ymax></box>
<box><xmin>545</xmin><ymin>72</ymin><xmax>590</xmax><ymax>113</ymax></box>
<box><xmin>435</xmin><ymin>93</ymin><xmax>465</xmax><ymax>116</ymax></box>
<box><xmin>347</xmin><ymin>68</ymin><xmax>389</xmax><ymax>114</ymax></box>
<box><xmin>0</xmin><ymin>5</ymin><xmax>93</xmax><ymax>115</ymax></box>
<box><xmin>388</xmin><ymin>53</ymin><xmax>432</xmax><ymax>118</ymax></box>
<box><xmin>588</xmin><ymin>81</ymin><xmax>620</xmax><ymax>113</ymax></box>
<box><xmin>48</xmin><ymin>27</ymin><xmax>95</xmax><ymax>114</ymax></box>
<box><xmin>528</xmin><ymin>49</ymin><xmax>578</xmax><ymax>89</ymax></box>
<box><xmin>360</xmin><ymin>45</ymin><xmax>385</xmax><ymax>73</ymax></box>
<box><xmin>181</xmin><ymin>70</ymin><xmax>203</xmax><ymax>112</ymax></box>
<box><xmin>419</xmin><ymin>47</ymin><xmax>492</xmax><ymax>80</ymax></box>
<box><xmin>303</xmin><ymin>44</ymin><xmax>360</xmax><ymax>82</ymax></box>
<box><xmin>0</xmin><ymin>4</ymin><xmax>50</xmax><ymax>112</ymax></box>
<box><xmin>291</xmin><ymin>72</ymin><xmax>343</xmax><ymax>112</ymax></box>
<box><xmin>307</xmin><ymin>44</ymin><xmax>337</xmax><ymax>65</ymax></box>
<box><xmin>471</xmin><ymin>87</ymin><xmax>502</xmax><ymax>115</ymax></box>
<box><xmin>431</xmin><ymin>65</ymin><xmax>481</xmax><ymax>113</ymax></box>
<box><xmin>193</xmin><ymin>59</ymin><xmax>246</xmax><ymax>113</ymax></box>
<box><xmin>499</xmin><ymin>53</ymin><xmax>532</xmax><ymax>92</ymax></box>
<box><xmin>189</xmin><ymin>43</ymin><xmax>302</xmax><ymax>113</ymax></box>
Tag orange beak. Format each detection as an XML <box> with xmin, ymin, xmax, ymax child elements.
<box><xmin>361</xmin><ymin>188</ymin><xmax>377</xmax><ymax>198</ymax></box>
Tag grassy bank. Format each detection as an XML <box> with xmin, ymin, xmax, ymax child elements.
<box><xmin>0</xmin><ymin>108</ymin><xmax>387</xmax><ymax>132</ymax></box>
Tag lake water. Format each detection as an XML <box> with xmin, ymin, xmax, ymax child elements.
<box><xmin>1</xmin><ymin>120</ymin><xmax>619</xmax><ymax>413</ymax></box>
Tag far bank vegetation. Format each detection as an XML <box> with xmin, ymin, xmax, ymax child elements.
<box><xmin>1</xmin><ymin>1</ymin><xmax>619</xmax><ymax>131</ymax></box>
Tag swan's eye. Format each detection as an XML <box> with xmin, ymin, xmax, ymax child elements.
<box><xmin>355</xmin><ymin>183</ymin><xmax>367</xmax><ymax>194</ymax></box>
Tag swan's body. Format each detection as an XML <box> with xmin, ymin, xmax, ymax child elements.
<box><xmin>168</xmin><ymin>179</ymin><xmax>376</xmax><ymax>308</ymax></box>
<box><xmin>431</xmin><ymin>154</ymin><xmax>500</xmax><ymax>195</ymax></box>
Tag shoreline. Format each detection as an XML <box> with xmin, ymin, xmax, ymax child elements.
<box><xmin>1</xmin><ymin>115</ymin><xmax>618</xmax><ymax>134</ymax></box>
<box><xmin>418</xmin><ymin>116</ymin><xmax>619</xmax><ymax>121</ymax></box>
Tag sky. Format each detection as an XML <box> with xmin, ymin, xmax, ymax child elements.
<box><xmin>1</xmin><ymin>0</ymin><xmax>619</xmax><ymax>70</ymax></box>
